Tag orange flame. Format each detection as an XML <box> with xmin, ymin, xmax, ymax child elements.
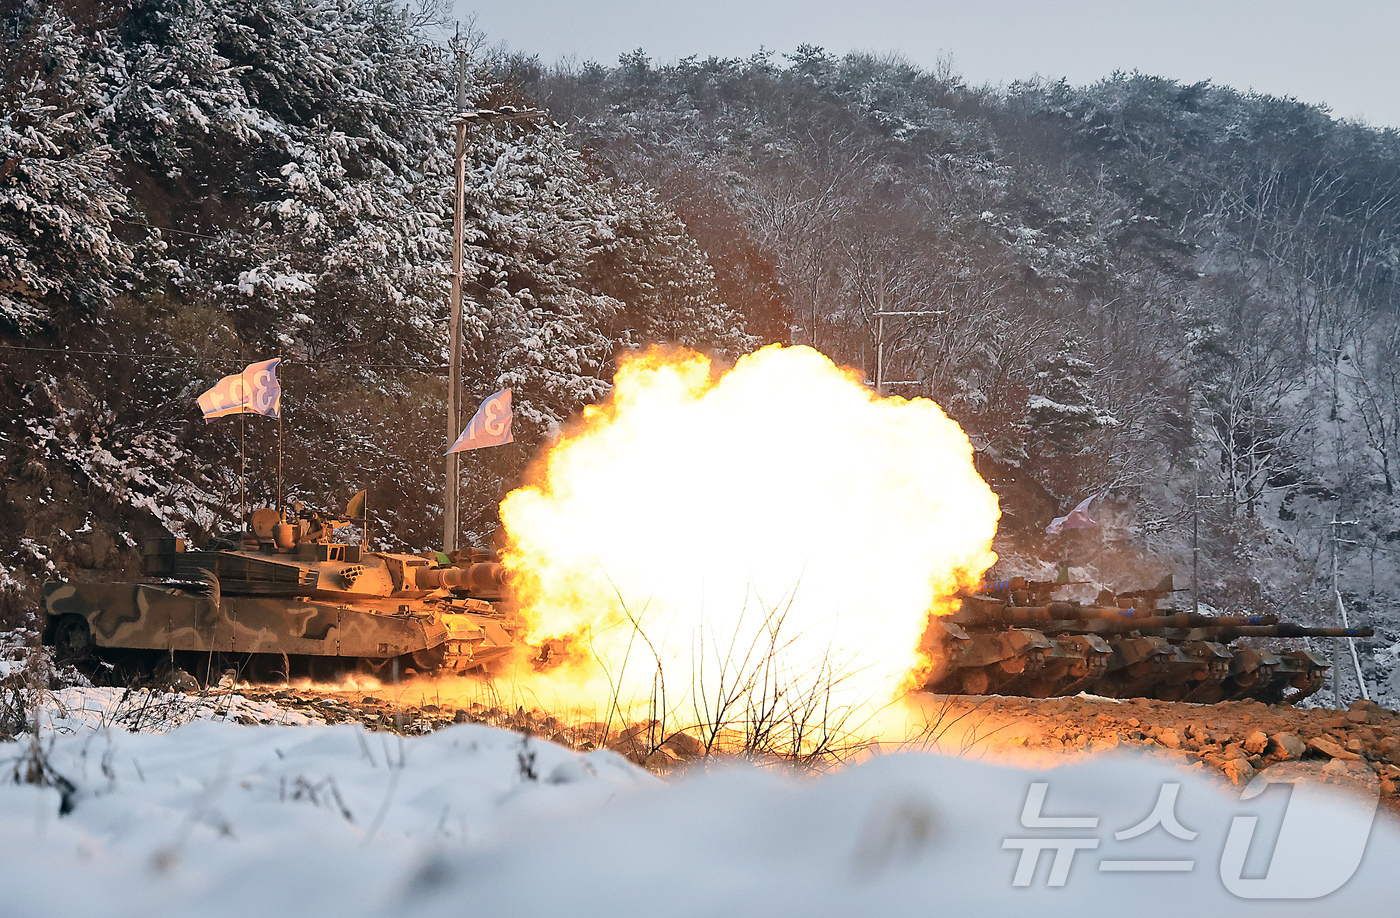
<box><xmin>499</xmin><ymin>344</ymin><xmax>999</xmax><ymax>743</ymax></box>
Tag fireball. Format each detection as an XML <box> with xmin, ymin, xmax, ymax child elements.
<box><xmin>499</xmin><ymin>344</ymin><xmax>998</xmax><ymax>748</ymax></box>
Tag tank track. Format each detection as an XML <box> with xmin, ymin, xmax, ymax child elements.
<box><xmin>924</xmin><ymin>620</ymin><xmax>1329</xmax><ymax>704</ymax></box>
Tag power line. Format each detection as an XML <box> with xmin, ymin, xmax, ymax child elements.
<box><xmin>0</xmin><ymin>343</ymin><xmax>444</xmax><ymax>373</ymax></box>
<box><xmin>109</xmin><ymin>217</ymin><xmax>226</xmax><ymax>241</ymax></box>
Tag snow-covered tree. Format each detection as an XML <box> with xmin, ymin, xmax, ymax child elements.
<box><xmin>0</xmin><ymin>4</ymin><xmax>134</xmax><ymax>330</ymax></box>
<box><xmin>1027</xmin><ymin>343</ymin><xmax>1119</xmax><ymax>457</ymax></box>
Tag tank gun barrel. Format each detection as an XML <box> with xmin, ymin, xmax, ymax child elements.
<box><xmin>1035</xmin><ymin>612</ymin><xmax>1281</xmax><ymax>633</ymax></box>
<box><xmin>415</xmin><ymin>562</ymin><xmax>514</xmax><ymax>593</ymax></box>
<box><xmin>962</xmin><ymin>601</ymin><xmax>1278</xmax><ymax>628</ymax></box>
<box><xmin>1212</xmin><ymin>624</ymin><xmax>1375</xmax><ymax>640</ymax></box>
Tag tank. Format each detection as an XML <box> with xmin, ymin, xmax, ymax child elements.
<box><xmin>923</xmin><ymin>572</ymin><xmax>1372</xmax><ymax>704</ymax></box>
<box><xmin>40</xmin><ymin>503</ymin><xmax>525</xmax><ymax>684</ymax></box>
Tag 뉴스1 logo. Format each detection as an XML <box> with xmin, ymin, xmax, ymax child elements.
<box><xmin>1003</xmin><ymin>762</ymin><xmax>1378</xmax><ymax>898</ymax></box>
<box><xmin>1219</xmin><ymin>762</ymin><xmax>1377</xmax><ymax>898</ymax></box>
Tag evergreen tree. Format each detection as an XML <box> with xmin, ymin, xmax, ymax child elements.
<box><xmin>0</xmin><ymin>4</ymin><xmax>134</xmax><ymax>330</ymax></box>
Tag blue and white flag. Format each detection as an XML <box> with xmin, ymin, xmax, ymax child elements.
<box><xmin>197</xmin><ymin>358</ymin><xmax>281</xmax><ymax>421</ymax></box>
<box><xmin>447</xmin><ymin>388</ymin><xmax>513</xmax><ymax>453</ymax></box>
<box><xmin>1046</xmin><ymin>495</ymin><xmax>1098</xmax><ymax>535</ymax></box>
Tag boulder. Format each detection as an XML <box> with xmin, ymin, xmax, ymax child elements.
<box><xmin>1222</xmin><ymin>757</ymin><xmax>1255</xmax><ymax>786</ymax></box>
<box><xmin>1242</xmin><ymin>730</ymin><xmax>1270</xmax><ymax>755</ymax></box>
<box><xmin>642</xmin><ymin>748</ymin><xmax>677</xmax><ymax>770</ymax></box>
<box><xmin>661</xmin><ymin>731</ymin><xmax>705</xmax><ymax>759</ymax></box>
<box><xmin>1270</xmin><ymin>733</ymin><xmax>1307</xmax><ymax>760</ymax></box>
<box><xmin>1089</xmin><ymin>734</ymin><xmax>1120</xmax><ymax>752</ymax></box>
<box><xmin>1308</xmin><ymin>737</ymin><xmax>1361</xmax><ymax>761</ymax></box>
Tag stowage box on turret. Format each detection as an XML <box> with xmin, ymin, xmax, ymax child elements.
<box><xmin>41</xmin><ymin>504</ymin><xmax>524</xmax><ymax>684</ymax></box>
<box><xmin>923</xmin><ymin>572</ymin><xmax>1372</xmax><ymax>704</ymax></box>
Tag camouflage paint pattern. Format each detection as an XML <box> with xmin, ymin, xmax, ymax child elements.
<box><xmin>43</xmin><ymin>580</ymin><xmax>521</xmax><ymax>664</ymax></box>
<box><xmin>923</xmin><ymin>574</ymin><xmax>1367</xmax><ymax>704</ymax></box>
<box><xmin>42</xmin><ymin>537</ymin><xmax>524</xmax><ymax>670</ymax></box>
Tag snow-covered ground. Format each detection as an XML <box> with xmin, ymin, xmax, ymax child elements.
<box><xmin>2</xmin><ymin>697</ymin><xmax>1397</xmax><ymax>917</ymax></box>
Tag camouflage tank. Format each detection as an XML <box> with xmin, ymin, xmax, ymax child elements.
<box><xmin>923</xmin><ymin>572</ymin><xmax>1372</xmax><ymax>704</ymax></box>
<box><xmin>41</xmin><ymin>503</ymin><xmax>525</xmax><ymax>684</ymax></box>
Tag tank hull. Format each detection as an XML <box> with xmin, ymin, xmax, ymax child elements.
<box><xmin>42</xmin><ymin>578</ymin><xmax>522</xmax><ymax>680</ymax></box>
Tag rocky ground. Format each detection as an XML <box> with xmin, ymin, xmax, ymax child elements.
<box><xmin>231</xmin><ymin>683</ymin><xmax>709</xmax><ymax>765</ymax></box>
<box><xmin>219</xmin><ymin>682</ymin><xmax>1400</xmax><ymax>811</ymax></box>
<box><xmin>903</xmin><ymin>692</ymin><xmax>1400</xmax><ymax>810</ymax></box>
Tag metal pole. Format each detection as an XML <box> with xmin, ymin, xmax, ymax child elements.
<box><xmin>1331</xmin><ymin>516</ymin><xmax>1341</xmax><ymax>709</ymax></box>
<box><xmin>239</xmin><ymin>347</ymin><xmax>246</xmax><ymax>531</ymax></box>
<box><xmin>1192</xmin><ymin>480</ymin><xmax>1199</xmax><ymax>615</ymax></box>
<box><xmin>875</xmin><ymin>312</ymin><xmax>885</xmax><ymax>396</ymax></box>
<box><xmin>1337</xmin><ymin>587</ymin><xmax>1370</xmax><ymax>701</ymax></box>
<box><xmin>276</xmin><ymin>358</ymin><xmax>283</xmax><ymax>516</ymax></box>
<box><xmin>444</xmin><ymin>45</ymin><xmax>468</xmax><ymax>554</ymax></box>
<box><xmin>876</xmin><ymin>265</ymin><xmax>886</xmax><ymax>395</ymax></box>
<box><xmin>1330</xmin><ymin>517</ymin><xmax>1370</xmax><ymax>702</ymax></box>
<box><xmin>239</xmin><ymin>410</ymin><xmax>246</xmax><ymax>532</ymax></box>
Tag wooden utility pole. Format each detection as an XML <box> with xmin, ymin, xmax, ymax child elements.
<box><xmin>873</xmin><ymin>306</ymin><xmax>942</xmax><ymax>394</ymax></box>
<box><xmin>442</xmin><ymin>38</ymin><xmax>545</xmax><ymax>553</ymax></box>
<box><xmin>870</xmin><ymin>262</ymin><xmax>944</xmax><ymax>395</ymax></box>
<box><xmin>875</xmin><ymin>265</ymin><xmax>885</xmax><ymax>396</ymax></box>
<box><xmin>444</xmin><ymin>44</ymin><xmax>468</xmax><ymax>554</ymax></box>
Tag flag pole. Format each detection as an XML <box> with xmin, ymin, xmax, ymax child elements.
<box><xmin>239</xmin><ymin>347</ymin><xmax>247</xmax><ymax>532</ymax></box>
<box><xmin>239</xmin><ymin>410</ymin><xmax>246</xmax><ymax>532</ymax></box>
<box><xmin>276</xmin><ymin>357</ymin><xmax>284</xmax><ymax>516</ymax></box>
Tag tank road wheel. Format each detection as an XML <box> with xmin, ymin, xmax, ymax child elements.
<box><xmin>50</xmin><ymin>615</ymin><xmax>96</xmax><ymax>665</ymax></box>
<box><xmin>411</xmin><ymin>645</ymin><xmax>446</xmax><ymax>673</ymax></box>
<box><xmin>473</xmin><ymin>656</ymin><xmax>509</xmax><ymax>678</ymax></box>
<box><xmin>959</xmin><ymin>668</ymin><xmax>991</xmax><ymax>695</ymax></box>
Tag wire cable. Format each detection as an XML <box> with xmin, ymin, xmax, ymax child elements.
<box><xmin>0</xmin><ymin>343</ymin><xmax>444</xmax><ymax>372</ymax></box>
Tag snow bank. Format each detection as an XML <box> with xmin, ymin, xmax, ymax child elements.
<box><xmin>35</xmin><ymin>686</ymin><xmax>326</xmax><ymax>733</ymax></box>
<box><xmin>0</xmin><ymin>722</ymin><xmax>1395</xmax><ymax>917</ymax></box>
<box><xmin>0</xmin><ymin>723</ymin><xmax>652</xmax><ymax>917</ymax></box>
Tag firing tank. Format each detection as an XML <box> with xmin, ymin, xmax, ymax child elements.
<box><xmin>40</xmin><ymin>500</ymin><xmax>524</xmax><ymax>684</ymax></box>
<box><xmin>923</xmin><ymin>572</ymin><xmax>1372</xmax><ymax>704</ymax></box>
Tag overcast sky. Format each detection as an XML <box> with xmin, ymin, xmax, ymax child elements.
<box><xmin>458</xmin><ymin>0</ymin><xmax>1400</xmax><ymax>128</ymax></box>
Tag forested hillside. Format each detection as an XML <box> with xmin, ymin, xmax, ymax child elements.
<box><xmin>4</xmin><ymin>3</ymin><xmax>1399</xmax><ymax>703</ymax></box>
<box><xmin>0</xmin><ymin>0</ymin><xmax>750</xmax><ymax>623</ymax></box>
<box><xmin>512</xmin><ymin>48</ymin><xmax>1400</xmax><ymax>702</ymax></box>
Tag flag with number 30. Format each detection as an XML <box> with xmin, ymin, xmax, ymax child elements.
<box><xmin>447</xmin><ymin>388</ymin><xmax>514</xmax><ymax>453</ymax></box>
